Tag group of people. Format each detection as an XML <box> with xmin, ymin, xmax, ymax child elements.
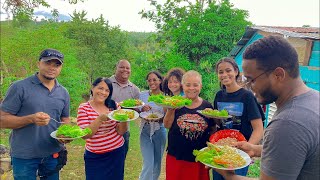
<box><xmin>0</xmin><ymin>35</ymin><xmax>318</xmax><ymax>180</ymax></box>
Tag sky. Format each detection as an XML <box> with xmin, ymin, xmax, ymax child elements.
<box><xmin>1</xmin><ymin>0</ymin><xmax>319</xmax><ymax>32</ymax></box>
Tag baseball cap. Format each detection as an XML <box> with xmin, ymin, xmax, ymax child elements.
<box><xmin>39</xmin><ymin>48</ymin><xmax>64</xmax><ymax>64</ymax></box>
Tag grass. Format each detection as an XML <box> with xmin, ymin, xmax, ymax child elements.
<box><xmin>0</xmin><ymin>120</ymin><xmax>260</xmax><ymax>179</ymax></box>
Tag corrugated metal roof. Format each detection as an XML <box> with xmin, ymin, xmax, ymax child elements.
<box><xmin>251</xmin><ymin>26</ymin><xmax>320</xmax><ymax>40</ymax></box>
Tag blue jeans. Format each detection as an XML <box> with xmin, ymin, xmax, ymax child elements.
<box><xmin>123</xmin><ymin>131</ymin><xmax>130</xmax><ymax>158</ymax></box>
<box><xmin>139</xmin><ymin>124</ymin><xmax>167</xmax><ymax>180</ymax></box>
<box><xmin>213</xmin><ymin>165</ymin><xmax>249</xmax><ymax>180</ymax></box>
<box><xmin>12</xmin><ymin>155</ymin><xmax>59</xmax><ymax>180</ymax></box>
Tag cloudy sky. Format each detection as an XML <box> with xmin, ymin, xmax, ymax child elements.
<box><xmin>1</xmin><ymin>0</ymin><xmax>319</xmax><ymax>32</ymax></box>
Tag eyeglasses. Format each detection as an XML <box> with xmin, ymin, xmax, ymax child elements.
<box><xmin>147</xmin><ymin>78</ymin><xmax>160</xmax><ymax>83</ymax></box>
<box><xmin>244</xmin><ymin>70</ymin><xmax>273</xmax><ymax>87</ymax></box>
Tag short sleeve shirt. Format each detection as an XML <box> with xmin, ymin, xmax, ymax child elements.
<box><xmin>108</xmin><ymin>75</ymin><xmax>140</xmax><ymax>103</ymax></box>
<box><xmin>213</xmin><ymin>88</ymin><xmax>262</xmax><ymax>140</ymax></box>
<box><xmin>261</xmin><ymin>90</ymin><xmax>319</xmax><ymax>180</ymax></box>
<box><xmin>0</xmin><ymin>73</ymin><xmax>70</xmax><ymax>158</ymax></box>
<box><xmin>167</xmin><ymin>100</ymin><xmax>215</xmax><ymax>162</ymax></box>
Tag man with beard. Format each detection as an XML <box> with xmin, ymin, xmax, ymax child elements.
<box><xmin>109</xmin><ymin>59</ymin><xmax>140</xmax><ymax>158</ymax></box>
<box><xmin>0</xmin><ymin>49</ymin><xmax>70</xmax><ymax>180</ymax></box>
<box><xmin>214</xmin><ymin>36</ymin><xmax>319</xmax><ymax>180</ymax></box>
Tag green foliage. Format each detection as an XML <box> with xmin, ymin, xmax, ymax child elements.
<box><xmin>0</xmin><ymin>22</ymin><xmax>88</xmax><ymax>116</ymax></box>
<box><xmin>248</xmin><ymin>159</ymin><xmax>261</xmax><ymax>177</ymax></box>
<box><xmin>65</xmin><ymin>11</ymin><xmax>130</xmax><ymax>82</ymax></box>
<box><xmin>139</xmin><ymin>0</ymin><xmax>250</xmax><ymax>101</ymax></box>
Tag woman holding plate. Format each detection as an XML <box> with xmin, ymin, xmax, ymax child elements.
<box><xmin>164</xmin><ymin>70</ymin><xmax>216</xmax><ymax>180</ymax></box>
<box><xmin>77</xmin><ymin>77</ymin><xmax>128</xmax><ymax>180</ymax></box>
<box><xmin>212</xmin><ymin>57</ymin><xmax>264</xmax><ymax>179</ymax></box>
<box><xmin>139</xmin><ymin>71</ymin><xmax>167</xmax><ymax>180</ymax></box>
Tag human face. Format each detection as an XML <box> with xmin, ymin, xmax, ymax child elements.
<box><xmin>168</xmin><ymin>76</ymin><xmax>182</xmax><ymax>95</ymax></box>
<box><xmin>242</xmin><ymin>59</ymin><xmax>278</xmax><ymax>105</ymax></box>
<box><xmin>147</xmin><ymin>73</ymin><xmax>161</xmax><ymax>91</ymax></box>
<box><xmin>91</xmin><ymin>81</ymin><xmax>110</xmax><ymax>103</ymax></box>
<box><xmin>115</xmin><ymin>60</ymin><xmax>131</xmax><ymax>82</ymax></box>
<box><xmin>37</xmin><ymin>59</ymin><xmax>62</xmax><ymax>80</ymax></box>
<box><xmin>182</xmin><ymin>76</ymin><xmax>202</xmax><ymax>100</ymax></box>
<box><xmin>217</xmin><ymin>62</ymin><xmax>238</xmax><ymax>87</ymax></box>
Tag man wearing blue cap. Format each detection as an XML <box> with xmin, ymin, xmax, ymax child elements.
<box><xmin>0</xmin><ymin>48</ymin><xmax>70</xmax><ymax>180</ymax></box>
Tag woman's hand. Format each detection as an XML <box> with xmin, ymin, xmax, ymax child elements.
<box><xmin>97</xmin><ymin>114</ymin><xmax>109</xmax><ymax>123</ymax></box>
<box><xmin>142</xmin><ymin>105</ymin><xmax>152</xmax><ymax>112</ymax></box>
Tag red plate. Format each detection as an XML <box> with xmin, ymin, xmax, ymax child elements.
<box><xmin>210</xmin><ymin>129</ymin><xmax>246</xmax><ymax>143</ymax></box>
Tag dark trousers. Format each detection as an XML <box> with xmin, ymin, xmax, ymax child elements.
<box><xmin>123</xmin><ymin>131</ymin><xmax>130</xmax><ymax>158</ymax></box>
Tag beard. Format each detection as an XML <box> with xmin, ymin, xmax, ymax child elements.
<box><xmin>43</xmin><ymin>75</ymin><xmax>55</xmax><ymax>80</ymax></box>
<box><xmin>259</xmin><ymin>86</ymin><xmax>278</xmax><ymax>105</ymax></box>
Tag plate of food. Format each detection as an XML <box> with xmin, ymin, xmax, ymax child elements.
<box><xmin>209</xmin><ymin>129</ymin><xmax>246</xmax><ymax>146</ymax></box>
<box><xmin>50</xmin><ymin>124</ymin><xmax>92</xmax><ymax>140</ymax></box>
<box><xmin>148</xmin><ymin>94</ymin><xmax>192</xmax><ymax>109</ymax></box>
<box><xmin>197</xmin><ymin>108</ymin><xmax>232</xmax><ymax>119</ymax></box>
<box><xmin>193</xmin><ymin>143</ymin><xmax>251</xmax><ymax>170</ymax></box>
<box><xmin>108</xmin><ymin>109</ymin><xmax>139</xmax><ymax>122</ymax></box>
<box><xmin>119</xmin><ymin>99</ymin><xmax>144</xmax><ymax>109</ymax></box>
<box><xmin>140</xmin><ymin>111</ymin><xmax>164</xmax><ymax>121</ymax></box>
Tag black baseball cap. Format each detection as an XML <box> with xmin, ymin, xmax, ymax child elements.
<box><xmin>39</xmin><ymin>48</ymin><xmax>64</xmax><ymax>64</ymax></box>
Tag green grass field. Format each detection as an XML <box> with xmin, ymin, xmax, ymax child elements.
<box><xmin>0</xmin><ymin>120</ymin><xmax>260</xmax><ymax>179</ymax></box>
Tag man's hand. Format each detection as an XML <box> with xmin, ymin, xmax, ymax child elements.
<box><xmin>233</xmin><ymin>141</ymin><xmax>256</xmax><ymax>157</ymax></box>
<box><xmin>32</xmin><ymin>112</ymin><xmax>50</xmax><ymax>126</ymax></box>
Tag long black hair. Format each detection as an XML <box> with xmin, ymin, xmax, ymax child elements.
<box><xmin>146</xmin><ymin>71</ymin><xmax>164</xmax><ymax>91</ymax></box>
<box><xmin>215</xmin><ymin>57</ymin><xmax>240</xmax><ymax>90</ymax></box>
<box><xmin>91</xmin><ymin>77</ymin><xmax>117</xmax><ymax>110</ymax></box>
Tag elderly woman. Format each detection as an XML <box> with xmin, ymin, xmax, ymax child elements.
<box><xmin>164</xmin><ymin>70</ymin><xmax>216</xmax><ymax>180</ymax></box>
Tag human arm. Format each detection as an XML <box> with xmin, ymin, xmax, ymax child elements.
<box><xmin>115</xmin><ymin>122</ymin><xmax>128</xmax><ymax>135</ymax></box>
<box><xmin>0</xmin><ymin>110</ymin><xmax>50</xmax><ymax>129</ymax></box>
<box><xmin>81</xmin><ymin>114</ymin><xmax>109</xmax><ymax>139</ymax></box>
<box><xmin>248</xmin><ymin>119</ymin><xmax>263</xmax><ymax>144</ymax></box>
<box><xmin>233</xmin><ymin>141</ymin><xmax>262</xmax><ymax>157</ymax></box>
<box><xmin>163</xmin><ymin>108</ymin><xmax>175</xmax><ymax>129</ymax></box>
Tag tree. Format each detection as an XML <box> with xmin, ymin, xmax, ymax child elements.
<box><xmin>65</xmin><ymin>11</ymin><xmax>130</xmax><ymax>83</ymax></box>
<box><xmin>2</xmin><ymin>0</ymin><xmax>84</xmax><ymax>26</ymax></box>
<box><xmin>140</xmin><ymin>0</ymin><xmax>251</xmax><ymax>101</ymax></box>
<box><xmin>51</xmin><ymin>8</ymin><xmax>59</xmax><ymax>22</ymax></box>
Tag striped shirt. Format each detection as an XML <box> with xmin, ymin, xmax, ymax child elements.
<box><xmin>77</xmin><ymin>102</ymin><xmax>124</xmax><ymax>154</ymax></box>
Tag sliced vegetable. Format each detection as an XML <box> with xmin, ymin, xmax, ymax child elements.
<box><xmin>56</xmin><ymin>124</ymin><xmax>91</xmax><ymax>138</ymax></box>
<box><xmin>148</xmin><ymin>95</ymin><xmax>192</xmax><ymax>108</ymax></box>
<box><xmin>121</xmin><ymin>99</ymin><xmax>143</xmax><ymax>107</ymax></box>
<box><xmin>201</xmin><ymin>108</ymin><xmax>229</xmax><ymax>117</ymax></box>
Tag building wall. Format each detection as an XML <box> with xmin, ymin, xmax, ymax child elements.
<box><xmin>234</xmin><ymin>32</ymin><xmax>319</xmax><ymax>126</ymax></box>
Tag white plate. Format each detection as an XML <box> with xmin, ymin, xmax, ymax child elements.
<box><xmin>50</xmin><ymin>130</ymin><xmax>84</xmax><ymax>140</ymax></box>
<box><xmin>140</xmin><ymin>111</ymin><xmax>164</xmax><ymax>121</ymax></box>
<box><xmin>119</xmin><ymin>101</ymin><xmax>145</xmax><ymax>109</ymax></box>
<box><xmin>197</xmin><ymin>110</ymin><xmax>232</xmax><ymax>120</ymax></box>
<box><xmin>154</xmin><ymin>102</ymin><xmax>185</xmax><ymax>109</ymax></box>
<box><xmin>108</xmin><ymin>109</ymin><xmax>139</xmax><ymax>122</ymax></box>
<box><xmin>199</xmin><ymin>146</ymin><xmax>251</xmax><ymax>170</ymax></box>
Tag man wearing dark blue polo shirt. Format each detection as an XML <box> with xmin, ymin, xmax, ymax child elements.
<box><xmin>0</xmin><ymin>49</ymin><xmax>70</xmax><ymax>180</ymax></box>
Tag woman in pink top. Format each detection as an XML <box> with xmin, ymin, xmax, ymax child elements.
<box><xmin>77</xmin><ymin>77</ymin><xmax>128</xmax><ymax>180</ymax></box>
